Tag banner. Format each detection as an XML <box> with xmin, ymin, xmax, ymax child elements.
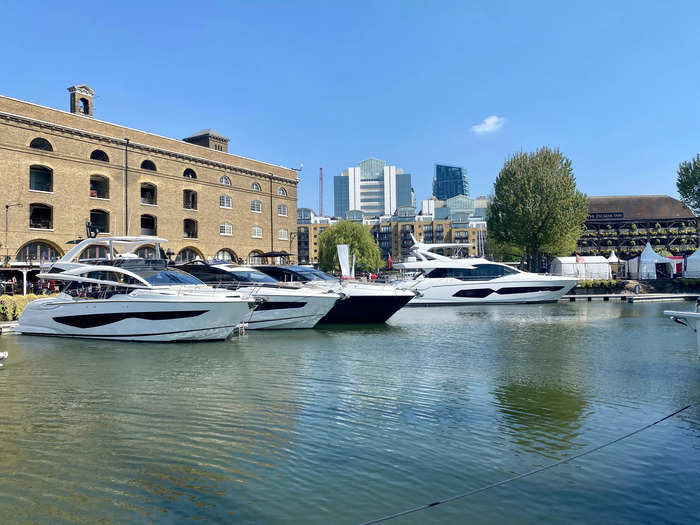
<box><xmin>337</xmin><ymin>244</ymin><xmax>350</xmax><ymax>278</ymax></box>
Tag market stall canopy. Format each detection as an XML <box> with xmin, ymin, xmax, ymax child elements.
<box><xmin>551</xmin><ymin>256</ymin><xmax>612</xmax><ymax>279</ymax></box>
<box><xmin>607</xmin><ymin>251</ymin><xmax>619</xmax><ymax>263</ymax></box>
<box><xmin>684</xmin><ymin>247</ymin><xmax>700</xmax><ymax>278</ymax></box>
<box><xmin>627</xmin><ymin>243</ymin><xmax>675</xmax><ymax>280</ymax></box>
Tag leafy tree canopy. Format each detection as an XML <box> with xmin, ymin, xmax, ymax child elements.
<box><xmin>487</xmin><ymin>147</ymin><xmax>588</xmax><ymax>271</ymax></box>
<box><xmin>318</xmin><ymin>221</ymin><xmax>383</xmax><ymax>272</ymax></box>
<box><xmin>676</xmin><ymin>154</ymin><xmax>700</xmax><ymax>214</ymax></box>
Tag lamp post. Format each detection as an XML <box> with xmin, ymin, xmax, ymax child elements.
<box><xmin>5</xmin><ymin>203</ymin><xmax>23</xmax><ymax>263</ymax></box>
<box><xmin>289</xmin><ymin>231</ymin><xmax>297</xmax><ymax>263</ymax></box>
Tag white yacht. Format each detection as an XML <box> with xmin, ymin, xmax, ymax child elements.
<box><xmin>175</xmin><ymin>261</ymin><xmax>341</xmax><ymax>329</ymax></box>
<box><xmin>393</xmin><ymin>239</ymin><xmax>577</xmax><ymax>305</ymax></box>
<box><xmin>254</xmin><ymin>265</ymin><xmax>416</xmax><ymax>323</ymax></box>
<box><xmin>17</xmin><ymin>263</ymin><xmax>254</xmax><ymax>341</ymax></box>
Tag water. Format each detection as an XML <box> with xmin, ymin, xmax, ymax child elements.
<box><xmin>1</xmin><ymin>302</ymin><xmax>699</xmax><ymax>524</ymax></box>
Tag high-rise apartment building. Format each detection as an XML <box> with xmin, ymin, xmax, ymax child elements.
<box><xmin>333</xmin><ymin>157</ymin><xmax>412</xmax><ymax>218</ymax></box>
<box><xmin>433</xmin><ymin>164</ymin><xmax>469</xmax><ymax>200</ymax></box>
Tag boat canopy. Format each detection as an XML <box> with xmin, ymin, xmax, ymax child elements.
<box><xmin>59</xmin><ymin>236</ymin><xmax>168</xmax><ymax>264</ymax></box>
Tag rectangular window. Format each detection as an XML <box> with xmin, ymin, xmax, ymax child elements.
<box><xmin>252</xmin><ymin>226</ymin><xmax>263</xmax><ymax>239</ymax></box>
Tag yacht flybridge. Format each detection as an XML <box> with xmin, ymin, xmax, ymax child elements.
<box><xmin>393</xmin><ymin>238</ymin><xmax>577</xmax><ymax>305</ymax></box>
<box><xmin>17</xmin><ymin>237</ymin><xmax>254</xmax><ymax>341</ymax></box>
<box><xmin>175</xmin><ymin>261</ymin><xmax>341</xmax><ymax>329</ymax></box>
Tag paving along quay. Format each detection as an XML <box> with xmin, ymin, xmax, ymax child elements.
<box><xmin>3</xmin><ymin>6</ymin><xmax>700</xmax><ymax>521</ymax></box>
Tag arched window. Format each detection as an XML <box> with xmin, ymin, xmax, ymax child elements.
<box><xmin>29</xmin><ymin>137</ymin><xmax>53</xmax><ymax>151</ymax></box>
<box><xmin>29</xmin><ymin>165</ymin><xmax>53</xmax><ymax>192</ymax></box>
<box><xmin>89</xmin><ymin>209</ymin><xmax>110</xmax><ymax>233</ymax></box>
<box><xmin>141</xmin><ymin>214</ymin><xmax>157</xmax><ymax>236</ymax></box>
<box><xmin>278</xmin><ymin>204</ymin><xmax>288</xmax><ymax>217</ymax></box>
<box><xmin>251</xmin><ymin>226</ymin><xmax>263</xmax><ymax>239</ymax></box>
<box><xmin>175</xmin><ymin>248</ymin><xmax>201</xmax><ymax>264</ymax></box>
<box><xmin>278</xmin><ymin>228</ymin><xmax>289</xmax><ymax>241</ymax></box>
<box><xmin>183</xmin><ymin>168</ymin><xmax>197</xmax><ymax>179</ymax></box>
<box><xmin>136</xmin><ymin>245</ymin><xmax>157</xmax><ymax>259</ymax></box>
<box><xmin>247</xmin><ymin>251</ymin><xmax>264</xmax><ymax>264</ymax></box>
<box><xmin>251</xmin><ymin>182</ymin><xmax>261</xmax><ymax>191</ymax></box>
<box><xmin>78</xmin><ymin>245</ymin><xmax>109</xmax><ymax>261</ymax></box>
<box><xmin>29</xmin><ymin>203</ymin><xmax>53</xmax><ymax>230</ymax></box>
<box><xmin>251</xmin><ymin>200</ymin><xmax>262</xmax><ymax>213</ymax></box>
<box><xmin>183</xmin><ymin>190</ymin><xmax>197</xmax><ymax>210</ymax></box>
<box><xmin>141</xmin><ymin>160</ymin><xmax>157</xmax><ymax>171</ymax></box>
<box><xmin>141</xmin><ymin>183</ymin><xmax>157</xmax><ymax>205</ymax></box>
<box><xmin>15</xmin><ymin>241</ymin><xmax>61</xmax><ymax>262</ymax></box>
<box><xmin>79</xmin><ymin>98</ymin><xmax>90</xmax><ymax>114</ymax></box>
<box><xmin>90</xmin><ymin>175</ymin><xmax>109</xmax><ymax>199</ymax></box>
<box><xmin>219</xmin><ymin>194</ymin><xmax>232</xmax><ymax>209</ymax></box>
<box><xmin>215</xmin><ymin>249</ymin><xmax>236</xmax><ymax>262</ymax></box>
<box><xmin>220</xmin><ymin>175</ymin><xmax>231</xmax><ymax>186</ymax></box>
<box><xmin>90</xmin><ymin>149</ymin><xmax>109</xmax><ymax>162</ymax></box>
<box><xmin>220</xmin><ymin>222</ymin><xmax>233</xmax><ymax>236</ymax></box>
<box><xmin>277</xmin><ymin>187</ymin><xmax>287</xmax><ymax>196</ymax></box>
<box><xmin>184</xmin><ymin>219</ymin><xmax>198</xmax><ymax>239</ymax></box>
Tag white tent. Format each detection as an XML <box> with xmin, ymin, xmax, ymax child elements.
<box><xmin>550</xmin><ymin>256</ymin><xmax>612</xmax><ymax>279</ymax></box>
<box><xmin>607</xmin><ymin>251</ymin><xmax>619</xmax><ymax>263</ymax></box>
<box><xmin>627</xmin><ymin>243</ymin><xmax>675</xmax><ymax>280</ymax></box>
<box><xmin>684</xmin><ymin>247</ymin><xmax>700</xmax><ymax>277</ymax></box>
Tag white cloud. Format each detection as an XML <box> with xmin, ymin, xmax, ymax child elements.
<box><xmin>471</xmin><ymin>115</ymin><xmax>505</xmax><ymax>135</ymax></box>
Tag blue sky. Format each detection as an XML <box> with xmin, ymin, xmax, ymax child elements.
<box><xmin>3</xmin><ymin>1</ymin><xmax>700</xmax><ymax>214</ymax></box>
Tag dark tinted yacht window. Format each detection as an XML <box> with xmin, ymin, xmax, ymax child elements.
<box><xmin>427</xmin><ymin>264</ymin><xmax>518</xmax><ymax>280</ymax></box>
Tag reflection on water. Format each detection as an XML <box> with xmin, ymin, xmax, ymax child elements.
<box><xmin>1</xmin><ymin>302</ymin><xmax>700</xmax><ymax>523</ymax></box>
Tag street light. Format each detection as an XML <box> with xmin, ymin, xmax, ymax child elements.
<box><xmin>5</xmin><ymin>203</ymin><xmax>23</xmax><ymax>263</ymax></box>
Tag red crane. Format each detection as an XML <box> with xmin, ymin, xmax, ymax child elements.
<box><xmin>319</xmin><ymin>167</ymin><xmax>323</xmax><ymax>216</ymax></box>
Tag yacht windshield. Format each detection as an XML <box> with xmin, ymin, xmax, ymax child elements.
<box><xmin>141</xmin><ymin>268</ymin><xmax>204</xmax><ymax>285</ymax></box>
<box><xmin>426</xmin><ymin>264</ymin><xmax>519</xmax><ymax>281</ymax></box>
<box><xmin>295</xmin><ymin>269</ymin><xmax>336</xmax><ymax>281</ymax></box>
<box><xmin>222</xmin><ymin>267</ymin><xmax>278</xmax><ymax>283</ymax></box>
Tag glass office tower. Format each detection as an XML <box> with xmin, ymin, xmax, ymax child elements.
<box><xmin>433</xmin><ymin>164</ymin><xmax>469</xmax><ymax>200</ymax></box>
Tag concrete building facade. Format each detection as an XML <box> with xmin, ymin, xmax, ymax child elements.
<box><xmin>0</xmin><ymin>85</ymin><xmax>298</xmax><ymax>269</ymax></box>
<box><xmin>333</xmin><ymin>157</ymin><xmax>412</xmax><ymax>218</ymax></box>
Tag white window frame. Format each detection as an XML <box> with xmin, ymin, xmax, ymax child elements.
<box><xmin>278</xmin><ymin>228</ymin><xmax>288</xmax><ymax>241</ymax></box>
<box><xmin>219</xmin><ymin>194</ymin><xmax>232</xmax><ymax>209</ymax></box>
<box><xmin>220</xmin><ymin>175</ymin><xmax>232</xmax><ymax>186</ymax></box>
<box><xmin>251</xmin><ymin>200</ymin><xmax>262</xmax><ymax>213</ymax></box>
<box><xmin>220</xmin><ymin>222</ymin><xmax>233</xmax><ymax>236</ymax></box>
<box><xmin>277</xmin><ymin>187</ymin><xmax>287</xmax><ymax>196</ymax></box>
<box><xmin>251</xmin><ymin>182</ymin><xmax>261</xmax><ymax>191</ymax></box>
<box><xmin>251</xmin><ymin>226</ymin><xmax>263</xmax><ymax>239</ymax></box>
<box><xmin>277</xmin><ymin>204</ymin><xmax>288</xmax><ymax>217</ymax></box>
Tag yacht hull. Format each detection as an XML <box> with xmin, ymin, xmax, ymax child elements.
<box><xmin>319</xmin><ymin>294</ymin><xmax>414</xmax><ymax>323</ymax></box>
<box><xmin>242</xmin><ymin>289</ymin><xmax>339</xmax><ymax>329</ymax></box>
<box><xmin>403</xmin><ymin>277</ymin><xmax>577</xmax><ymax>305</ymax></box>
<box><xmin>17</xmin><ymin>296</ymin><xmax>252</xmax><ymax>342</ymax></box>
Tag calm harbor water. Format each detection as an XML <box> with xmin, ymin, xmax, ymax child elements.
<box><xmin>1</xmin><ymin>302</ymin><xmax>699</xmax><ymax>524</ymax></box>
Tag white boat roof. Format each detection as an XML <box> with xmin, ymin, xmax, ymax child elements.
<box><xmin>38</xmin><ymin>264</ymin><xmax>152</xmax><ymax>288</ymax></box>
<box><xmin>60</xmin><ymin>236</ymin><xmax>168</xmax><ymax>264</ymax></box>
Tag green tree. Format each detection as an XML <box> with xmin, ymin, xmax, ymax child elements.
<box><xmin>318</xmin><ymin>221</ymin><xmax>383</xmax><ymax>272</ymax></box>
<box><xmin>676</xmin><ymin>154</ymin><xmax>700</xmax><ymax>214</ymax></box>
<box><xmin>488</xmin><ymin>147</ymin><xmax>588</xmax><ymax>271</ymax></box>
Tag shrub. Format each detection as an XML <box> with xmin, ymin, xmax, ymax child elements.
<box><xmin>0</xmin><ymin>294</ymin><xmax>52</xmax><ymax>321</ymax></box>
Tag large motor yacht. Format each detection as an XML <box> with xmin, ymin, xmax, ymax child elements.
<box><xmin>17</xmin><ymin>262</ymin><xmax>254</xmax><ymax>341</ymax></box>
<box><xmin>175</xmin><ymin>261</ymin><xmax>341</xmax><ymax>329</ymax></box>
<box><xmin>254</xmin><ymin>265</ymin><xmax>416</xmax><ymax>323</ymax></box>
<box><xmin>393</xmin><ymin>239</ymin><xmax>577</xmax><ymax>305</ymax></box>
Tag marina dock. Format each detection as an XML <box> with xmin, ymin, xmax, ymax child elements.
<box><xmin>561</xmin><ymin>293</ymin><xmax>699</xmax><ymax>303</ymax></box>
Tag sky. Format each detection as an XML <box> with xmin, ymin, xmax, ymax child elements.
<box><xmin>2</xmin><ymin>1</ymin><xmax>700</xmax><ymax>215</ymax></box>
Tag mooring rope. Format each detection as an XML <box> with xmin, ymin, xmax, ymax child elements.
<box><xmin>361</xmin><ymin>403</ymin><xmax>694</xmax><ymax>525</ymax></box>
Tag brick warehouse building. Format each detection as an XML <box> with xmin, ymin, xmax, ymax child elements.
<box><xmin>0</xmin><ymin>85</ymin><xmax>298</xmax><ymax>272</ymax></box>
<box><xmin>577</xmin><ymin>195</ymin><xmax>698</xmax><ymax>259</ymax></box>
